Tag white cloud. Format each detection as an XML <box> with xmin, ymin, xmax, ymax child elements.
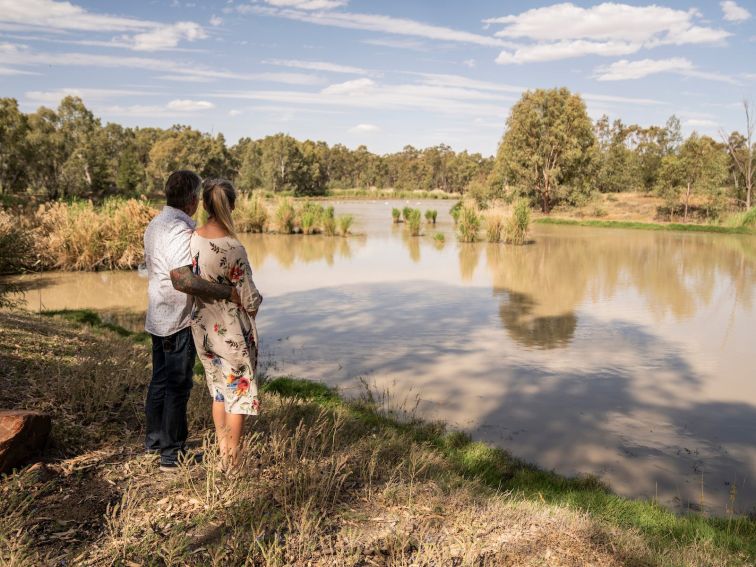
<box><xmin>595</xmin><ymin>57</ymin><xmax>692</xmax><ymax>81</ymax></box>
<box><xmin>0</xmin><ymin>0</ymin><xmax>207</xmax><ymax>51</ymax></box>
<box><xmin>166</xmin><ymin>99</ymin><xmax>215</xmax><ymax>111</ymax></box>
<box><xmin>362</xmin><ymin>37</ymin><xmax>428</xmax><ymax>51</ymax></box>
<box><xmin>685</xmin><ymin>118</ymin><xmax>718</xmax><ymax>128</ymax></box>
<box><xmin>243</xmin><ymin>5</ymin><xmax>510</xmax><ymax>47</ymax></box>
<box><xmin>228</xmin><ymin>109</ymin><xmax>242</xmax><ymax>117</ymax></box>
<box><xmin>486</xmin><ymin>3</ymin><xmax>730</xmax><ymax>64</ymax></box>
<box><xmin>126</xmin><ymin>21</ymin><xmax>206</xmax><ymax>51</ymax></box>
<box><xmin>264</xmin><ymin>0</ymin><xmax>349</xmax><ymax>9</ymax></box>
<box><xmin>0</xmin><ymin>0</ymin><xmax>151</xmax><ymax>32</ymax></box>
<box><xmin>0</xmin><ymin>66</ymin><xmax>38</xmax><ymax>75</ymax></box>
<box><xmin>209</xmin><ymin>15</ymin><xmax>223</xmax><ymax>26</ymax></box>
<box><xmin>0</xmin><ymin>43</ymin><xmax>322</xmax><ymax>84</ymax></box>
<box><xmin>349</xmin><ymin>123</ymin><xmax>380</xmax><ymax>133</ymax></box>
<box><xmin>25</xmin><ymin>88</ymin><xmax>155</xmax><ymax>104</ymax></box>
<box><xmin>721</xmin><ymin>1</ymin><xmax>751</xmax><ymax>22</ymax></box>
<box><xmin>594</xmin><ymin>57</ymin><xmax>740</xmax><ymax>85</ymax></box>
<box><xmin>462</xmin><ymin>59</ymin><xmax>476</xmax><ymax>68</ymax></box>
<box><xmin>263</xmin><ymin>58</ymin><xmax>369</xmax><ymax>75</ymax></box>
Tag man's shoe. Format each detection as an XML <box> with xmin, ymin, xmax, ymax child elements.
<box><xmin>159</xmin><ymin>461</ymin><xmax>179</xmax><ymax>472</ymax></box>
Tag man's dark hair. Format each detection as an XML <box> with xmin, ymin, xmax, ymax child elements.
<box><xmin>165</xmin><ymin>170</ymin><xmax>201</xmax><ymax>210</ymax></box>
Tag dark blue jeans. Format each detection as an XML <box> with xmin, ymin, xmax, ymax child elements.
<box><xmin>145</xmin><ymin>327</ymin><xmax>196</xmax><ymax>465</ymax></box>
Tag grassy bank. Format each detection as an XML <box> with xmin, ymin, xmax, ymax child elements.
<box><xmin>0</xmin><ymin>310</ymin><xmax>754</xmax><ymax>566</ymax></box>
<box><xmin>535</xmin><ymin>216</ymin><xmax>756</xmax><ymax>235</ymax></box>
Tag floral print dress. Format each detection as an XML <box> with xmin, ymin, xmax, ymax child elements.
<box><xmin>190</xmin><ymin>234</ymin><xmax>263</xmax><ymax>415</ymax></box>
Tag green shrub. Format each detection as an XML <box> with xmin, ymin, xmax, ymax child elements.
<box><xmin>391</xmin><ymin>208</ymin><xmax>402</xmax><ymax>223</ymax></box>
<box><xmin>425</xmin><ymin>209</ymin><xmax>438</xmax><ymax>224</ymax></box>
<box><xmin>456</xmin><ymin>205</ymin><xmax>480</xmax><ymax>243</ymax></box>
<box><xmin>433</xmin><ymin>232</ymin><xmax>445</xmax><ymax>244</ymax></box>
<box><xmin>402</xmin><ymin>206</ymin><xmax>413</xmax><ymax>221</ymax></box>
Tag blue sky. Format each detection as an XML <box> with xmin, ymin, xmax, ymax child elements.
<box><xmin>1</xmin><ymin>0</ymin><xmax>754</xmax><ymax>154</ymax></box>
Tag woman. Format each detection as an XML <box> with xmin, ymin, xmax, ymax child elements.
<box><xmin>190</xmin><ymin>179</ymin><xmax>263</xmax><ymax>470</ymax></box>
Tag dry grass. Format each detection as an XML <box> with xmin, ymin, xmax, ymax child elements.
<box><xmin>484</xmin><ymin>208</ymin><xmax>505</xmax><ymax>243</ymax></box>
<box><xmin>235</xmin><ymin>192</ymin><xmax>269</xmax><ymax>233</ymax></box>
<box><xmin>0</xmin><ymin>311</ymin><xmax>753</xmax><ymax>566</ymax></box>
<box><xmin>32</xmin><ymin>199</ymin><xmax>157</xmax><ymax>271</ymax></box>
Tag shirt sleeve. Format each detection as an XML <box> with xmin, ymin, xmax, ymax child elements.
<box><xmin>165</xmin><ymin>225</ymin><xmax>193</xmax><ymax>272</ymax></box>
<box><xmin>229</xmin><ymin>245</ymin><xmax>263</xmax><ymax>316</ymax></box>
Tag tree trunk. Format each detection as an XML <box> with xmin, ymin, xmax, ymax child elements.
<box><xmin>684</xmin><ymin>182</ymin><xmax>691</xmax><ymax>223</ymax></box>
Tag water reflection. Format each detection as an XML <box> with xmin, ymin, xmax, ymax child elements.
<box><xmin>241</xmin><ymin>233</ymin><xmax>361</xmax><ymax>269</ymax></box>
<box><xmin>496</xmin><ymin>290</ymin><xmax>577</xmax><ymax>349</ymax></box>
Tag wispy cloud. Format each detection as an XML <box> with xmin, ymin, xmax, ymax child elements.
<box><xmin>721</xmin><ymin>1</ymin><xmax>751</xmax><ymax>22</ymax></box>
<box><xmin>0</xmin><ymin>43</ymin><xmax>322</xmax><ymax>84</ymax></box>
<box><xmin>239</xmin><ymin>4</ymin><xmax>510</xmax><ymax>47</ymax></box>
<box><xmin>263</xmin><ymin>58</ymin><xmax>370</xmax><ymax>75</ymax></box>
<box><xmin>0</xmin><ymin>0</ymin><xmax>206</xmax><ymax>51</ymax></box>
<box><xmin>166</xmin><ymin>99</ymin><xmax>215</xmax><ymax>111</ymax></box>
<box><xmin>263</xmin><ymin>0</ymin><xmax>349</xmax><ymax>10</ymax></box>
<box><xmin>349</xmin><ymin>123</ymin><xmax>380</xmax><ymax>133</ymax></box>
<box><xmin>486</xmin><ymin>3</ymin><xmax>730</xmax><ymax>64</ymax></box>
<box><xmin>25</xmin><ymin>87</ymin><xmax>157</xmax><ymax>104</ymax></box>
<box><xmin>594</xmin><ymin>57</ymin><xmax>740</xmax><ymax>85</ymax></box>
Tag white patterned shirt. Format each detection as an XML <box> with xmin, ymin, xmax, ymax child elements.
<box><xmin>144</xmin><ymin>206</ymin><xmax>196</xmax><ymax>337</ymax></box>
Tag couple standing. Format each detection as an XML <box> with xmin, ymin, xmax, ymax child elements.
<box><xmin>143</xmin><ymin>170</ymin><xmax>263</xmax><ymax>472</ymax></box>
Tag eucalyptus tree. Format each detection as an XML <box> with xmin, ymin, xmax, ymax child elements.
<box><xmin>492</xmin><ymin>88</ymin><xmax>597</xmax><ymax>212</ymax></box>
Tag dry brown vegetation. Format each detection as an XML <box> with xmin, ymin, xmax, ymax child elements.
<box><xmin>0</xmin><ymin>311</ymin><xmax>754</xmax><ymax>566</ymax></box>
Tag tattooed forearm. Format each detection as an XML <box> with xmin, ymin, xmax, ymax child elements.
<box><xmin>170</xmin><ymin>266</ymin><xmax>233</xmax><ymax>301</ymax></box>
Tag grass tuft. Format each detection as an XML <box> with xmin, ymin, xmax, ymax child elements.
<box><xmin>456</xmin><ymin>203</ymin><xmax>481</xmax><ymax>243</ymax></box>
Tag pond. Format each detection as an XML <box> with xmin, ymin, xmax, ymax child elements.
<box><xmin>10</xmin><ymin>200</ymin><xmax>756</xmax><ymax>514</ymax></box>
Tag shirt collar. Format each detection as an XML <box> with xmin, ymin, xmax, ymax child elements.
<box><xmin>163</xmin><ymin>205</ymin><xmax>197</xmax><ymax>229</ymax></box>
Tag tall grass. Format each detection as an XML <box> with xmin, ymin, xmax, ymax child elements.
<box><xmin>406</xmin><ymin>208</ymin><xmax>422</xmax><ymax>236</ymax></box>
<box><xmin>425</xmin><ymin>209</ymin><xmax>438</xmax><ymax>224</ymax></box>
<box><xmin>34</xmin><ymin>199</ymin><xmax>156</xmax><ymax>271</ymax></box>
<box><xmin>391</xmin><ymin>208</ymin><xmax>402</xmax><ymax>223</ymax></box>
<box><xmin>0</xmin><ymin>209</ymin><xmax>34</xmax><ymax>307</ymax></box>
<box><xmin>336</xmin><ymin>214</ymin><xmax>353</xmax><ymax>236</ymax></box>
<box><xmin>504</xmin><ymin>198</ymin><xmax>531</xmax><ymax>245</ymax></box>
<box><xmin>450</xmin><ymin>201</ymin><xmax>462</xmax><ymax>224</ymax></box>
<box><xmin>484</xmin><ymin>209</ymin><xmax>505</xmax><ymax>243</ymax></box>
<box><xmin>275</xmin><ymin>197</ymin><xmax>296</xmax><ymax>234</ymax></box>
<box><xmin>456</xmin><ymin>203</ymin><xmax>481</xmax><ymax>243</ymax></box>
<box><xmin>234</xmin><ymin>191</ymin><xmax>268</xmax><ymax>233</ymax></box>
<box><xmin>402</xmin><ymin>206</ymin><xmax>413</xmax><ymax>222</ymax></box>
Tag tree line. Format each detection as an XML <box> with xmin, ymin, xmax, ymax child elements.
<box><xmin>0</xmin><ymin>96</ymin><xmax>492</xmax><ymax>200</ymax></box>
<box><xmin>1</xmin><ymin>92</ymin><xmax>753</xmax><ymax>220</ymax></box>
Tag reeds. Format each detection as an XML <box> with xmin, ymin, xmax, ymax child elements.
<box><xmin>234</xmin><ymin>191</ymin><xmax>268</xmax><ymax>233</ymax></box>
<box><xmin>392</xmin><ymin>208</ymin><xmax>402</xmax><ymax>223</ymax></box>
<box><xmin>406</xmin><ymin>208</ymin><xmax>422</xmax><ymax>236</ymax></box>
<box><xmin>484</xmin><ymin>209</ymin><xmax>505</xmax><ymax>243</ymax></box>
<box><xmin>450</xmin><ymin>201</ymin><xmax>462</xmax><ymax>224</ymax></box>
<box><xmin>275</xmin><ymin>197</ymin><xmax>296</xmax><ymax>234</ymax></box>
<box><xmin>425</xmin><ymin>209</ymin><xmax>438</xmax><ymax>224</ymax></box>
<box><xmin>336</xmin><ymin>214</ymin><xmax>353</xmax><ymax>236</ymax></box>
<box><xmin>34</xmin><ymin>199</ymin><xmax>156</xmax><ymax>271</ymax></box>
<box><xmin>402</xmin><ymin>206</ymin><xmax>413</xmax><ymax>222</ymax></box>
<box><xmin>504</xmin><ymin>198</ymin><xmax>531</xmax><ymax>245</ymax></box>
<box><xmin>456</xmin><ymin>203</ymin><xmax>481</xmax><ymax>243</ymax></box>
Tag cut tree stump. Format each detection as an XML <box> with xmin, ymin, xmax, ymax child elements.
<box><xmin>0</xmin><ymin>410</ymin><xmax>51</xmax><ymax>474</ymax></box>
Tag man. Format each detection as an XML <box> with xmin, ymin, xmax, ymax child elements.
<box><xmin>143</xmin><ymin>170</ymin><xmax>239</xmax><ymax>471</ymax></box>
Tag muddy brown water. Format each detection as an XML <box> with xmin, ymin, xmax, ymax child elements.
<box><xmin>9</xmin><ymin>200</ymin><xmax>756</xmax><ymax>514</ymax></box>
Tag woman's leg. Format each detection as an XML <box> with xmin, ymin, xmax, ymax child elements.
<box><xmin>212</xmin><ymin>401</ymin><xmax>228</xmax><ymax>465</ymax></box>
<box><xmin>225</xmin><ymin>413</ymin><xmax>246</xmax><ymax>467</ymax></box>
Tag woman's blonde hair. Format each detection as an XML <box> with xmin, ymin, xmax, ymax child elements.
<box><xmin>202</xmin><ymin>178</ymin><xmax>237</xmax><ymax>238</ymax></box>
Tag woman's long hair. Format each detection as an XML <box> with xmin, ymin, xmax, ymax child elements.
<box><xmin>202</xmin><ymin>178</ymin><xmax>237</xmax><ymax>238</ymax></box>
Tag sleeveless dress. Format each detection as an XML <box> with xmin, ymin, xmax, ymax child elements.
<box><xmin>190</xmin><ymin>233</ymin><xmax>263</xmax><ymax>415</ymax></box>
